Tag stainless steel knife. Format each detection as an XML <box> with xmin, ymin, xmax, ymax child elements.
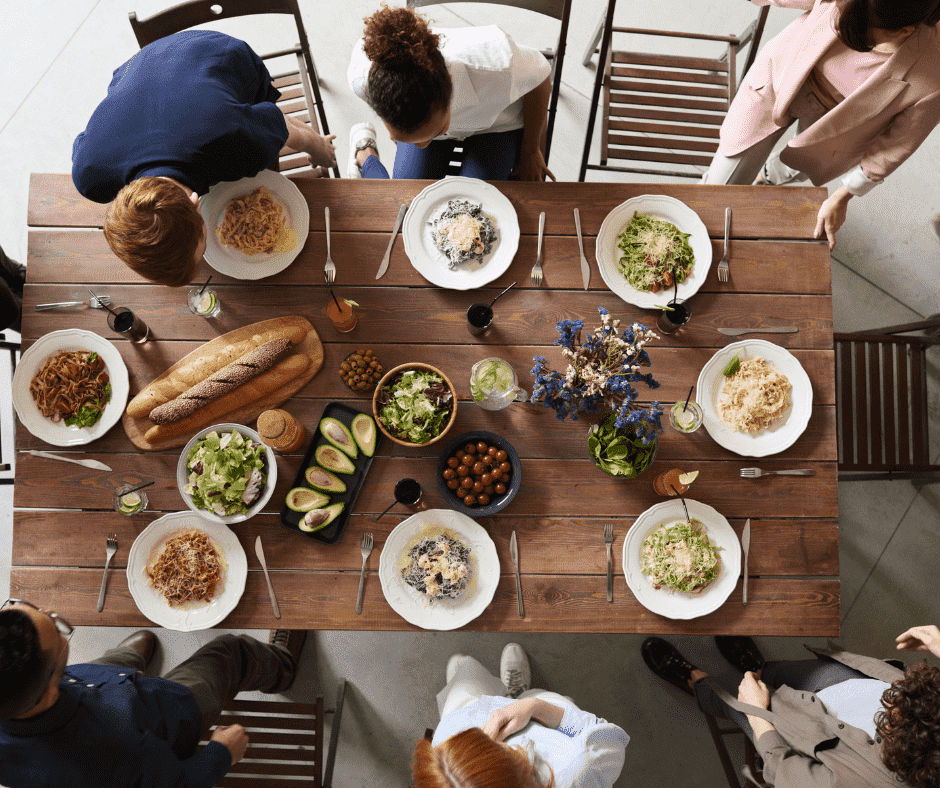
<box><xmin>510</xmin><ymin>530</ymin><xmax>524</xmax><ymax>618</ymax></box>
<box><xmin>255</xmin><ymin>535</ymin><xmax>280</xmax><ymax>619</ymax></box>
<box><xmin>573</xmin><ymin>208</ymin><xmax>590</xmax><ymax>290</ymax></box>
<box><xmin>376</xmin><ymin>203</ymin><xmax>408</xmax><ymax>280</ymax></box>
<box><xmin>28</xmin><ymin>450</ymin><xmax>112</xmax><ymax>472</ymax></box>
<box><xmin>742</xmin><ymin>519</ymin><xmax>751</xmax><ymax>606</ymax></box>
<box><xmin>718</xmin><ymin>327</ymin><xmax>798</xmax><ymax>336</ymax></box>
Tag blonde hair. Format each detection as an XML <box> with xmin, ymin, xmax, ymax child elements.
<box><xmin>104</xmin><ymin>177</ymin><xmax>203</xmax><ymax>287</ymax></box>
<box><xmin>413</xmin><ymin>728</ymin><xmax>553</xmax><ymax>788</ymax></box>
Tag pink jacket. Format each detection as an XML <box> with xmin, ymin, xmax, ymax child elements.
<box><xmin>720</xmin><ymin>0</ymin><xmax>940</xmax><ymax>185</ymax></box>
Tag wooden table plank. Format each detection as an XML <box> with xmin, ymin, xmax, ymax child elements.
<box><xmin>9</xmin><ymin>568</ymin><xmax>840</xmax><ymax>635</ymax></box>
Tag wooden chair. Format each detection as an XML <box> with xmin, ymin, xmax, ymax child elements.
<box><xmin>704</xmin><ymin>713</ymin><xmax>769</xmax><ymax>788</ymax></box>
<box><xmin>204</xmin><ymin>679</ymin><xmax>346</xmax><ymax>787</ymax></box>
<box><xmin>578</xmin><ymin>0</ymin><xmax>768</xmax><ymax>181</ymax></box>
<box><xmin>0</xmin><ymin>331</ymin><xmax>19</xmax><ymax>483</ymax></box>
<box><xmin>406</xmin><ymin>0</ymin><xmax>573</xmax><ymax>173</ymax></box>
<box><xmin>836</xmin><ymin>317</ymin><xmax>940</xmax><ymax>484</ymax></box>
<box><xmin>129</xmin><ymin>0</ymin><xmax>338</xmax><ymax>177</ymax></box>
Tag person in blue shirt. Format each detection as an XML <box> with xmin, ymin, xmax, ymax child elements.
<box><xmin>72</xmin><ymin>30</ymin><xmax>335</xmax><ymax>287</ymax></box>
<box><xmin>0</xmin><ymin>599</ymin><xmax>306</xmax><ymax>788</ymax></box>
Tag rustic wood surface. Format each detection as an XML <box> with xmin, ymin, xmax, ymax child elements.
<box><xmin>15</xmin><ymin>175</ymin><xmax>838</xmax><ymax>633</ymax></box>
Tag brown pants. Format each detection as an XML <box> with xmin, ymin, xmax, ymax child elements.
<box><xmin>91</xmin><ymin>634</ymin><xmax>296</xmax><ymax>736</ymax></box>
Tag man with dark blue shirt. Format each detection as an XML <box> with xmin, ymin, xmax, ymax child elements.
<box><xmin>72</xmin><ymin>30</ymin><xmax>335</xmax><ymax>286</ymax></box>
<box><xmin>0</xmin><ymin>599</ymin><xmax>306</xmax><ymax>788</ymax></box>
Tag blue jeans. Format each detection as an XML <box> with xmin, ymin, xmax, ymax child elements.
<box><xmin>362</xmin><ymin>128</ymin><xmax>524</xmax><ymax>180</ymax></box>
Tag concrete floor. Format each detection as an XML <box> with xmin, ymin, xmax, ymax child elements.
<box><xmin>2</xmin><ymin>1</ymin><xmax>940</xmax><ymax>786</ymax></box>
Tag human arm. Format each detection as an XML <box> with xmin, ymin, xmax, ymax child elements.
<box><xmin>482</xmin><ymin>697</ymin><xmax>564</xmax><ymax>742</ymax></box>
<box><xmin>738</xmin><ymin>671</ymin><xmax>777</xmax><ymax>740</ymax></box>
<box><xmin>896</xmin><ymin>625</ymin><xmax>940</xmax><ymax>658</ymax></box>
<box><xmin>282</xmin><ymin>115</ymin><xmax>337</xmax><ymax>168</ymax></box>
<box><xmin>512</xmin><ymin>77</ymin><xmax>556</xmax><ymax>182</ymax></box>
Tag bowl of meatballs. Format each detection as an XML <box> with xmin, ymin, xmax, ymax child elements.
<box><xmin>436</xmin><ymin>430</ymin><xmax>521</xmax><ymax>517</ymax></box>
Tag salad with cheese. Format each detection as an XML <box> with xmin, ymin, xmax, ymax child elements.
<box><xmin>184</xmin><ymin>429</ymin><xmax>267</xmax><ymax>517</ymax></box>
<box><xmin>641</xmin><ymin>518</ymin><xmax>721</xmax><ymax>594</ymax></box>
<box><xmin>429</xmin><ymin>199</ymin><xmax>497</xmax><ymax>269</ymax></box>
<box><xmin>375</xmin><ymin>369</ymin><xmax>453</xmax><ymax>445</ymax></box>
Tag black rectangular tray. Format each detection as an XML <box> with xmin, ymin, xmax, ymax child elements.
<box><xmin>278</xmin><ymin>402</ymin><xmax>380</xmax><ymax>544</ymax></box>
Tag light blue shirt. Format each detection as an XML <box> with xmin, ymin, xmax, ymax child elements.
<box><xmin>816</xmin><ymin>678</ymin><xmax>890</xmax><ymax>738</ymax></box>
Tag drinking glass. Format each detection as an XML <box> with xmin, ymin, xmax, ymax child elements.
<box><xmin>669</xmin><ymin>400</ymin><xmax>704</xmax><ymax>433</ymax></box>
<box><xmin>327</xmin><ymin>299</ymin><xmax>358</xmax><ymax>332</ymax></box>
<box><xmin>470</xmin><ymin>358</ymin><xmax>528</xmax><ymax>410</ymax></box>
<box><xmin>114</xmin><ymin>484</ymin><xmax>147</xmax><ymax>516</ymax></box>
<box><xmin>653</xmin><ymin>468</ymin><xmax>691</xmax><ymax>497</ymax></box>
<box><xmin>107</xmin><ymin>306</ymin><xmax>150</xmax><ymax>343</ymax></box>
<box><xmin>188</xmin><ymin>286</ymin><xmax>221</xmax><ymax>317</ymax></box>
<box><xmin>466</xmin><ymin>303</ymin><xmax>493</xmax><ymax>335</ymax></box>
<box><xmin>656</xmin><ymin>299</ymin><xmax>691</xmax><ymax>335</ymax></box>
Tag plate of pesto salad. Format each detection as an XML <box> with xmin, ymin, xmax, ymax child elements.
<box><xmin>595</xmin><ymin>195</ymin><xmax>711</xmax><ymax>310</ymax></box>
<box><xmin>623</xmin><ymin>498</ymin><xmax>740</xmax><ymax>619</ymax></box>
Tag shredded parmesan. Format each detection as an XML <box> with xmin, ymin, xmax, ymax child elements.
<box><xmin>718</xmin><ymin>356</ymin><xmax>791</xmax><ymax>432</ymax></box>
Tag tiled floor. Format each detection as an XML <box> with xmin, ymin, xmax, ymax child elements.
<box><xmin>3</xmin><ymin>2</ymin><xmax>940</xmax><ymax>786</ymax></box>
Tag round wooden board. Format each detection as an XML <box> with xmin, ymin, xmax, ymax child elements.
<box><xmin>122</xmin><ymin>316</ymin><xmax>323</xmax><ymax>451</ymax></box>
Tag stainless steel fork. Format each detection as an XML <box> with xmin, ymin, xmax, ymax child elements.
<box><xmin>324</xmin><ymin>206</ymin><xmax>336</xmax><ymax>284</ymax></box>
<box><xmin>740</xmin><ymin>467</ymin><xmax>815</xmax><ymax>477</ymax></box>
<box><xmin>603</xmin><ymin>523</ymin><xmax>614</xmax><ymax>602</ymax></box>
<box><xmin>530</xmin><ymin>212</ymin><xmax>545</xmax><ymax>287</ymax></box>
<box><xmin>717</xmin><ymin>207</ymin><xmax>731</xmax><ymax>283</ymax></box>
<box><xmin>98</xmin><ymin>533</ymin><xmax>118</xmax><ymax>612</ymax></box>
<box><xmin>356</xmin><ymin>532</ymin><xmax>374</xmax><ymax>614</ymax></box>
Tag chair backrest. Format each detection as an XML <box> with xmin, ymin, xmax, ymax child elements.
<box><xmin>0</xmin><ymin>332</ymin><xmax>19</xmax><ymax>484</ymax></box>
<box><xmin>406</xmin><ymin>0</ymin><xmax>573</xmax><ymax>167</ymax></box>
<box><xmin>703</xmin><ymin>712</ymin><xmax>769</xmax><ymax>788</ymax></box>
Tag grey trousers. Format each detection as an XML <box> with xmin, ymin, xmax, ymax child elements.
<box><xmin>90</xmin><ymin>634</ymin><xmax>296</xmax><ymax>736</ymax></box>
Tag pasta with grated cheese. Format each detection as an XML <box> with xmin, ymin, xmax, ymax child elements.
<box><xmin>216</xmin><ymin>186</ymin><xmax>296</xmax><ymax>255</ymax></box>
<box><xmin>147</xmin><ymin>529</ymin><xmax>223</xmax><ymax>606</ymax></box>
<box><xmin>718</xmin><ymin>356</ymin><xmax>791</xmax><ymax>432</ymax></box>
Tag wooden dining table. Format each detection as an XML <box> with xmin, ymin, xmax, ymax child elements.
<box><xmin>13</xmin><ymin>173</ymin><xmax>838</xmax><ymax>635</ymax></box>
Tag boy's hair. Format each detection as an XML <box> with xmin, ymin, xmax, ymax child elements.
<box><xmin>0</xmin><ymin>608</ymin><xmax>44</xmax><ymax>719</ymax></box>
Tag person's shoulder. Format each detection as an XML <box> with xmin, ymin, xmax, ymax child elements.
<box><xmin>438</xmin><ymin>26</ymin><xmax>513</xmax><ymax>70</ymax></box>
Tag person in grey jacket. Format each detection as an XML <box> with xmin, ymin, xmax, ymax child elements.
<box><xmin>643</xmin><ymin>626</ymin><xmax>940</xmax><ymax>788</ymax></box>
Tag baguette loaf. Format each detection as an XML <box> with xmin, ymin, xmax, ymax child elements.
<box><xmin>144</xmin><ymin>353</ymin><xmax>311</xmax><ymax>444</ymax></box>
<box><xmin>149</xmin><ymin>339</ymin><xmax>293</xmax><ymax>424</ymax></box>
<box><xmin>126</xmin><ymin>323</ymin><xmax>307</xmax><ymax>418</ymax></box>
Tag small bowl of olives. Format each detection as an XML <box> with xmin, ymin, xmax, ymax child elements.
<box><xmin>436</xmin><ymin>430</ymin><xmax>522</xmax><ymax>517</ymax></box>
<box><xmin>340</xmin><ymin>349</ymin><xmax>383</xmax><ymax>392</ymax></box>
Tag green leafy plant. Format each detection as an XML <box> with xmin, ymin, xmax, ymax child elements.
<box><xmin>587</xmin><ymin>413</ymin><xmax>658</xmax><ymax>478</ymax></box>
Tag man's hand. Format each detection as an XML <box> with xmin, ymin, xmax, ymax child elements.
<box><xmin>511</xmin><ymin>148</ymin><xmax>556</xmax><ymax>182</ymax></box>
<box><xmin>896</xmin><ymin>625</ymin><xmax>940</xmax><ymax>659</ymax></box>
<box><xmin>738</xmin><ymin>671</ymin><xmax>771</xmax><ymax>709</ymax></box>
<box><xmin>305</xmin><ymin>133</ymin><xmax>337</xmax><ymax>169</ymax></box>
<box><xmin>211</xmin><ymin>724</ymin><xmax>249</xmax><ymax>765</ymax></box>
<box><xmin>814</xmin><ymin>187</ymin><xmax>852</xmax><ymax>251</ymax></box>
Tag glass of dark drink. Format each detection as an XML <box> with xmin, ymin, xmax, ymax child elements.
<box><xmin>107</xmin><ymin>306</ymin><xmax>150</xmax><ymax>343</ymax></box>
<box><xmin>656</xmin><ymin>299</ymin><xmax>691</xmax><ymax>335</ymax></box>
<box><xmin>394</xmin><ymin>478</ymin><xmax>422</xmax><ymax>506</ymax></box>
<box><xmin>466</xmin><ymin>303</ymin><xmax>494</xmax><ymax>335</ymax></box>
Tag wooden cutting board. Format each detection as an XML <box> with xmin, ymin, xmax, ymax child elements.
<box><xmin>122</xmin><ymin>316</ymin><xmax>323</xmax><ymax>451</ymax></box>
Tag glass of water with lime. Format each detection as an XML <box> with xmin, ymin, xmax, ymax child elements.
<box><xmin>470</xmin><ymin>358</ymin><xmax>528</xmax><ymax>411</ymax></box>
<box><xmin>188</xmin><ymin>286</ymin><xmax>221</xmax><ymax>318</ymax></box>
<box><xmin>114</xmin><ymin>484</ymin><xmax>147</xmax><ymax>516</ymax></box>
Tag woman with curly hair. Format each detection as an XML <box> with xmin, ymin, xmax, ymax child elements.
<box><xmin>414</xmin><ymin>643</ymin><xmax>628</xmax><ymax>788</ymax></box>
<box><xmin>703</xmin><ymin>0</ymin><xmax>940</xmax><ymax>250</ymax></box>
<box><xmin>642</xmin><ymin>626</ymin><xmax>940</xmax><ymax>788</ymax></box>
<box><xmin>346</xmin><ymin>4</ymin><xmax>554</xmax><ymax>181</ymax></box>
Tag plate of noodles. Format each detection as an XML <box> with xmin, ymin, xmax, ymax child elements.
<box><xmin>595</xmin><ymin>195</ymin><xmax>712</xmax><ymax>309</ymax></box>
<box><xmin>402</xmin><ymin>176</ymin><xmax>519</xmax><ymax>290</ymax></box>
<box><xmin>199</xmin><ymin>169</ymin><xmax>309</xmax><ymax>280</ymax></box>
<box><xmin>696</xmin><ymin>339</ymin><xmax>813</xmax><ymax>457</ymax></box>
<box><xmin>378</xmin><ymin>508</ymin><xmax>499</xmax><ymax>630</ymax></box>
<box><xmin>127</xmin><ymin>511</ymin><xmax>247</xmax><ymax>631</ymax></box>
<box><xmin>623</xmin><ymin>499</ymin><xmax>740</xmax><ymax>620</ymax></box>
<box><xmin>12</xmin><ymin>328</ymin><xmax>129</xmax><ymax>446</ymax></box>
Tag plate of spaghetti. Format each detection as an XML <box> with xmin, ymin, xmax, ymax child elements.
<box><xmin>199</xmin><ymin>170</ymin><xmax>309</xmax><ymax>280</ymax></box>
<box><xmin>696</xmin><ymin>340</ymin><xmax>813</xmax><ymax>457</ymax></box>
<box><xmin>12</xmin><ymin>329</ymin><xmax>129</xmax><ymax>446</ymax></box>
<box><xmin>127</xmin><ymin>511</ymin><xmax>247</xmax><ymax>631</ymax></box>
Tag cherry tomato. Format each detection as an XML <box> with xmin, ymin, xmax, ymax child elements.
<box><xmin>495</xmin><ymin>482</ymin><xmax>506</xmax><ymax>494</ymax></box>
<box><xmin>464</xmin><ymin>443</ymin><xmax>477</xmax><ymax>454</ymax></box>
<box><xmin>461</xmin><ymin>453</ymin><xmax>475</xmax><ymax>466</ymax></box>
<box><xmin>460</xmin><ymin>476</ymin><xmax>473</xmax><ymax>489</ymax></box>
<box><xmin>476</xmin><ymin>441</ymin><xmax>488</xmax><ymax>454</ymax></box>
<box><xmin>491</xmin><ymin>468</ymin><xmax>503</xmax><ymax>481</ymax></box>
<box><xmin>471</xmin><ymin>480</ymin><xmax>483</xmax><ymax>492</ymax></box>
<box><xmin>480</xmin><ymin>473</ymin><xmax>492</xmax><ymax>486</ymax></box>
<box><xmin>447</xmin><ymin>456</ymin><xmax>460</xmax><ymax>469</ymax></box>
<box><xmin>443</xmin><ymin>468</ymin><xmax>455</xmax><ymax>480</ymax></box>
<box><xmin>463</xmin><ymin>493</ymin><xmax>477</xmax><ymax>506</ymax></box>
<box><xmin>477</xmin><ymin>493</ymin><xmax>490</xmax><ymax>506</ymax></box>
<box><xmin>499</xmin><ymin>461</ymin><xmax>511</xmax><ymax>473</ymax></box>
<box><xmin>456</xmin><ymin>464</ymin><xmax>469</xmax><ymax>477</ymax></box>
<box><xmin>487</xmin><ymin>446</ymin><xmax>498</xmax><ymax>457</ymax></box>
<box><xmin>496</xmin><ymin>449</ymin><xmax>507</xmax><ymax>462</ymax></box>
<box><xmin>472</xmin><ymin>462</ymin><xmax>485</xmax><ymax>475</ymax></box>
<box><xmin>447</xmin><ymin>478</ymin><xmax>460</xmax><ymax>490</ymax></box>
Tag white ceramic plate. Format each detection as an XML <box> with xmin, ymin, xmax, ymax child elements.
<box><xmin>126</xmin><ymin>511</ymin><xmax>247</xmax><ymax>631</ymax></box>
<box><xmin>402</xmin><ymin>176</ymin><xmax>519</xmax><ymax>290</ymax></box>
<box><xmin>12</xmin><ymin>329</ymin><xmax>129</xmax><ymax>446</ymax></box>
<box><xmin>199</xmin><ymin>169</ymin><xmax>309</xmax><ymax>280</ymax></box>
<box><xmin>595</xmin><ymin>194</ymin><xmax>712</xmax><ymax>309</ymax></box>
<box><xmin>696</xmin><ymin>339</ymin><xmax>813</xmax><ymax>457</ymax></box>
<box><xmin>378</xmin><ymin>508</ymin><xmax>499</xmax><ymax>630</ymax></box>
<box><xmin>177</xmin><ymin>423</ymin><xmax>277</xmax><ymax>525</ymax></box>
<box><xmin>623</xmin><ymin>499</ymin><xmax>741</xmax><ymax>620</ymax></box>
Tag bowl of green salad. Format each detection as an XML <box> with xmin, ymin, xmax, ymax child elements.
<box><xmin>176</xmin><ymin>423</ymin><xmax>277</xmax><ymax>524</ymax></box>
<box><xmin>372</xmin><ymin>363</ymin><xmax>457</xmax><ymax>447</ymax></box>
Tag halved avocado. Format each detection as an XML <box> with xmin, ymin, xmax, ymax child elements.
<box><xmin>299</xmin><ymin>502</ymin><xmax>344</xmax><ymax>532</ymax></box>
<box><xmin>304</xmin><ymin>466</ymin><xmax>347</xmax><ymax>494</ymax></box>
<box><xmin>285</xmin><ymin>487</ymin><xmax>330</xmax><ymax>512</ymax></box>
<box><xmin>315</xmin><ymin>444</ymin><xmax>356</xmax><ymax>475</ymax></box>
<box><xmin>320</xmin><ymin>417</ymin><xmax>358</xmax><ymax>459</ymax></box>
<box><xmin>351</xmin><ymin>413</ymin><xmax>377</xmax><ymax>458</ymax></box>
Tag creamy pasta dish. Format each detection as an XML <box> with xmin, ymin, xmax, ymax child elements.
<box><xmin>429</xmin><ymin>199</ymin><xmax>497</xmax><ymax>269</ymax></box>
<box><xmin>718</xmin><ymin>356</ymin><xmax>791</xmax><ymax>432</ymax></box>
<box><xmin>402</xmin><ymin>535</ymin><xmax>471</xmax><ymax>600</ymax></box>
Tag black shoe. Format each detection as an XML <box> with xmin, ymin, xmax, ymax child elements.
<box><xmin>714</xmin><ymin>635</ymin><xmax>765</xmax><ymax>674</ymax></box>
<box><xmin>269</xmin><ymin>629</ymin><xmax>307</xmax><ymax>691</ymax></box>
<box><xmin>642</xmin><ymin>637</ymin><xmax>698</xmax><ymax>696</ymax></box>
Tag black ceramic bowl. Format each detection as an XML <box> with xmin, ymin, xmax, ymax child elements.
<box><xmin>436</xmin><ymin>430</ymin><xmax>522</xmax><ymax>517</ymax></box>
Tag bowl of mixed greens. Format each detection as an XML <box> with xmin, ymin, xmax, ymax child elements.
<box><xmin>372</xmin><ymin>363</ymin><xmax>458</xmax><ymax>447</ymax></box>
<box><xmin>176</xmin><ymin>423</ymin><xmax>277</xmax><ymax>524</ymax></box>
<box><xmin>587</xmin><ymin>414</ymin><xmax>658</xmax><ymax>478</ymax></box>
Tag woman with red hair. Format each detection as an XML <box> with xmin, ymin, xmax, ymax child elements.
<box><xmin>413</xmin><ymin>644</ymin><xmax>628</xmax><ymax>788</ymax></box>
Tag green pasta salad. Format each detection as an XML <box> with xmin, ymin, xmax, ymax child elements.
<box><xmin>617</xmin><ymin>211</ymin><xmax>695</xmax><ymax>293</ymax></box>
<box><xmin>641</xmin><ymin>519</ymin><xmax>721</xmax><ymax>594</ymax></box>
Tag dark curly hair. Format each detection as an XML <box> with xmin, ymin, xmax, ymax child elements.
<box><xmin>0</xmin><ymin>608</ymin><xmax>44</xmax><ymax>718</ymax></box>
<box><xmin>875</xmin><ymin>661</ymin><xmax>940</xmax><ymax>788</ymax></box>
<box><xmin>362</xmin><ymin>4</ymin><xmax>452</xmax><ymax>134</ymax></box>
<box><xmin>827</xmin><ymin>0</ymin><xmax>940</xmax><ymax>52</ymax></box>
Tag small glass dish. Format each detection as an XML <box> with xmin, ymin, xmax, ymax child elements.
<box><xmin>114</xmin><ymin>484</ymin><xmax>148</xmax><ymax>516</ymax></box>
<box><xmin>669</xmin><ymin>400</ymin><xmax>704</xmax><ymax>433</ymax></box>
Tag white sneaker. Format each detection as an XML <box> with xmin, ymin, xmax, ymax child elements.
<box><xmin>500</xmin><ymin>643</ymin><xmax>530</xmax><ymax>698</ymax></box>
<box><xmin>446</xmin><ymin>654</ymin><xmax>469</xmax><ymax>683</ymax></box>
<box><xmin>347</xmin><ymin>122</ymin><xmax>379</xmax><ymax>179</ymax></box>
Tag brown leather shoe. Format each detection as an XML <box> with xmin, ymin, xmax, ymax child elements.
<box><xmin>269</xmin><ymin>629</ymin><xmax>307</xmax><ymax>667</ymax></box>
<box><xmin>117</xmin><ymin>630</ymin><xmax>157</xmax><ymax>668</ymax></box>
